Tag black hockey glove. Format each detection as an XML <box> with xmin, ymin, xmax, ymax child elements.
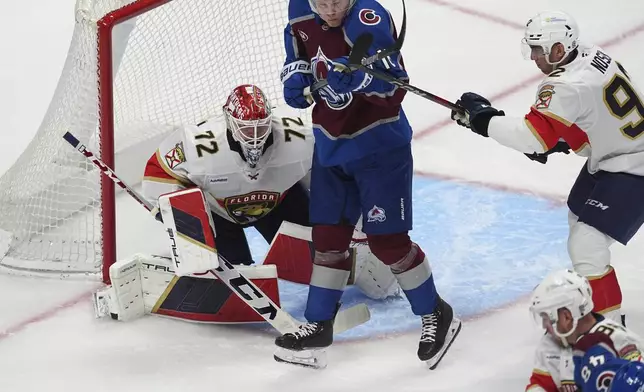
<box><xmin>451</xmin><ymin>92</ymin><xmax>505</xmax><ymax>137</ymax></box>
<box><xmin>524</xmin><ymin>141</ymin><xmax>571</xmax><ymax>164</ymax></box>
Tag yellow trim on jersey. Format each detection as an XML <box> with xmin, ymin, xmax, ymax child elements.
<box><xmin>142</xmin><ymin>176</ymin><xmax>183</xmax><ymax>185</ymax></box>
<box><xmin>524</xmin><ymin>118</ymin><xmax>550</xmax><ymax>151</ymax></box>
<box><xmin>526</xmin><ymin>384</ymin><xmax>546</xmax><ymax>392</ymax></box>
<box><xmin>156</xmin><ymin>150</ymin><xmax>190</xmax><ymax>183</ymax></box>
<box><xmin>540</xmin><ymin>110</ymin><xmax>573</xmax><ymax>127</ymax></box>
<box><xmin>532</xmin><ymin>368</ymin><xmax>551</xmax><ymax>376</ymax></box>
<box><xmin>573</xmin><ymin>142</ymin><xmax>590</xmax><ymax>154</ymax></box>
<box><xmin>586</xmin><ymin>266</ymin><xmax>615</xmax><ymax>280</ymax></box>
<box><xmin>598</xmin><ymin>304</ymin><xmax>622</xmax><ymax>314</ymax></box>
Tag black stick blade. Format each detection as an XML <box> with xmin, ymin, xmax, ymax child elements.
<box><xmin>63</xmin><ymin>132</ymin><xmax>80</xmax><ymax>148</ymax></box>
<box><xmin>348</xmin><ymin>33</ymin><xmax>374</xmax><ymax>68</ymax></box>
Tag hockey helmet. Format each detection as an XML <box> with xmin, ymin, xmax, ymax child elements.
<box><xmin>529</xmin><ymin>269</ymin><xmax>594</xmax><ymax>339</ymax></box>
<box><xmin>223</xmin><ymin>84</ymin><xmax>273</xmax><ymax>167</ymax></box>
<box><xmin>521</xmin><ymin>11</ymin><xmax>580</xmax><ymax>64</ymax></box>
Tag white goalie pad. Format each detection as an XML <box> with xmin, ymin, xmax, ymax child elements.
<box><xmin>351</xmin><ymin>239</ymin><xmax>401</xmax><ymax>300</ymax></box>
<box><xmin>93</xmin><ymin>253</ymin><xmax>280</xmax><ymax>323</ymax></box>
<box><xmin>264</xmin><ymin>221</ymin><xmax>401</xmax><ymax>300</ymax></box>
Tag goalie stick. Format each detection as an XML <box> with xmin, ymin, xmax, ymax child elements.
<box><xmin>62</xmin><ymin>132</ymin><xmax>370</xmax><ymax>335</ymax></box>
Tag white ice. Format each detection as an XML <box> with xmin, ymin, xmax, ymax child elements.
<box><xmin>1</xmin><ymin>0</ymin><xmax>644</xmax><ymax>391</ymax></box>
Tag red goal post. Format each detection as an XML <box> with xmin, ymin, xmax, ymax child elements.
<box><xmin>0</xmin><ymin>0</ymin><xmax>290</xmax><ymax>282</ymax></box>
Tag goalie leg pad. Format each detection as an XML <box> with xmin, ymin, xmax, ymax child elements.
<box><xmin>93</xmin><ymin>256</ymin><xmax>146</xmax><ymax>321</ymax></box>
<box><xmin>353</xmin><ymin>241</ymin><xmax>401</xmax><ymax>299</ymax></box>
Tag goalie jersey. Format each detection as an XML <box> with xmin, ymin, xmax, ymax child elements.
<box><xmin>526</xmin><ymin>316</ymin><xmax>644</xmax><ymax>392</ymax></box>
<box><xmin>142</xmin><ymin>111</ymin><xmax>313</xmax><ymax>225</ymax></box>
<box><xmin>489</xmin><ymin>43</ymin><xmax>644</xmax><ymax>175</ymax></box>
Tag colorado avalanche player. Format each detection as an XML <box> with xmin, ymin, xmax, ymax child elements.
<box><xmin>452</xmin><ymin>11</ymin><xmax>644</xmax><ymax>324</ymax></box>
<box><xmin>275</xmin><ymin>0</ymin><xmax>461</xmax><ymax>368</ymax></box>
<box><xmin>573</xmin><ymin>334</ymin><xmax>644</xmax><ymax>392</ymax></box>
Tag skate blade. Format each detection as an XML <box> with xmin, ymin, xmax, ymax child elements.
<box><xmin>425</xmin><ymin>318</ymin><xmax>462</xmax><ymax>370</ymax></box>
<box><xmin>273</xmin><ymin>347</ymin><xmax>328</xmax><ymax>369</ymax></box>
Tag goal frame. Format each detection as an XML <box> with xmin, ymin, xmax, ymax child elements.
<box><xmin>98</xmin><ymin>0</ymin><xmax>173</xmax><ymax>283</ymax></box>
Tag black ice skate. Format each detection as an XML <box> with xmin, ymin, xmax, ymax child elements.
<box><xmin>274</xmin><ymin>319</ymin><xmax>334</xmax><ymax>369</ymax></box>
<box><xmin>418</xmin><ymin>297</ymin><xmax>462</xmax><ymax>369</ymax></box>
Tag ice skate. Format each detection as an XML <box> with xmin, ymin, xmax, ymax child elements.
<box><xmin>274</xmin><ymin>319</ymin><xmax>334</xmax><ymax>369</ymax></box>
<box><xmin>418</xmin><ymin>297</ymin><xmax>462</xmax><ymax>369</ymax></box>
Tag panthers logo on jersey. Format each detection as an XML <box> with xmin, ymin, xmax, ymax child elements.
<box><xmin>223</xmin><ymin>191</ymin><xmax>280</xmax><ymax>224</ymax></box>
<box><xmin>311</xmin><ymin>47</ymin><xmax>353</xmax><ymax>111</ymax></box>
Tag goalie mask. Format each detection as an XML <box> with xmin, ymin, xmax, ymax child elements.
<box><xmin>529</xmin><ymin>269</ymin><xmax>594</xmax><ymax>344</ymax></box>
<box><xmin>521</xmin><ymin>11</ymin><xmax>579</xmax><ymax>65</ymax></box>
<box><xmin>223</xmin><ymin>84</ymin><xmax>273</xmax><ymax>168</ymax></box>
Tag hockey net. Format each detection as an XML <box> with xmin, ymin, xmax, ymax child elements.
<box><xmin>0</xmin><ymin>0</ymin><xmax>289</xmax><ymax>281</ymax></box>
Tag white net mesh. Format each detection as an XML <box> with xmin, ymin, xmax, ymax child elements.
<box><xmin>0</xmin><ymin>0</ymin><xmax>289</xmax><ymax>276</ymax></box>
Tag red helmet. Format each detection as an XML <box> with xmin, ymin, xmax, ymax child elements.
<box><xmin>223</xmin><ymin>85</ymin><xmax>273</xmax><ymax>166</ymax></box>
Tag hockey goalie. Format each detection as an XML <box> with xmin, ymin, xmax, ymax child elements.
<box><xmin>93</xmin><ymin>84</ymin><xmax>400</xmax><ymax>324</ymax></box>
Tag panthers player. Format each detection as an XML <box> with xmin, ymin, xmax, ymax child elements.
<box><xmin>526</xmin><ymin>269</ymin><xmax>643</xmax><ymax>392</ymax></box>
<box><xmin>452</xmin><ymin>11</ymin><xmax>644</xmax><ymax>323</ymax></box>
<box><xmin>276</xmin><ymin>0</ymin><xmax>461</xmax><ymax>369</ymax></box>
<box><xmin>143</xmin><ymin>84</ymin><xmax>313</xmax><ymax>266</ymax></box>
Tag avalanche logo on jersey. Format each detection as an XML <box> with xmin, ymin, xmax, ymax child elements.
<box><xmin>311</xmin><ymin>47</ymin><xmax>353</xmax><ymax>111</ymax></box>
<box><xmin>367</xmin><ymin>205</ymin><xmax>386</xmax><ymax>223</ymax></box>
<box><xmin>359</xmin><ymin>9</ymin><xmax>381</xmax><ymax>26</ymax></box>
<box><xmin>222</xmin><ymin>191</ymin><xmax>280</xmax><ymax>224</ymax></box>
<box><xmin>595</xmin><ymin>370</ymin><xmax>615</xmax><ymax>392</ymax></box>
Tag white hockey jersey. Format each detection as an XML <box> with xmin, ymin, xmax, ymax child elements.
<box><xmin>142</xmin><ymin>110</ymin><xmax>314</xmax><ymax>225</ymax></box>
<box><xmin>526</xmin><ymin>317</ymin><xmax>644</xmax><ymax>392</ymax></box>
<box><xmin>488</xmin><ymin>43</ymin><xmax>644</xmax><ymax>175</ymax></box>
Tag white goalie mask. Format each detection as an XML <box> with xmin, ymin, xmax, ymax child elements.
<box><xmin>223</xmin><ymin>84</ymin><xmax>273</xmax><ymax>168</ymax></box>
<box><xmin>529</xmin><ymin>269</ymin><xmax>594</xmax><ymax>343</ymax></box>
<box><xmin>521</xmin><ymin>11</ymin><xmax>579</xmax><ymax>65</ymax></box>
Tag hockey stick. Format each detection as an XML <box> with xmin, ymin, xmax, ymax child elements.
<box><xmin>305</xmin><ymin>0</ymin><xmax>406</xmax><ymax>97</ymax></box>
<box><xmin>62</xmin><ymin>132</ymin><xmax>370</xmax><ymax>335</ymax></box>
<box><xmin>307</xmin><ymin>0</ymin><xmax>463</xmax><ymax>113</ymax></box>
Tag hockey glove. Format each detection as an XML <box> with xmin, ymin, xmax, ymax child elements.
<box><xmin>281</xmin><ymin>60</ymin><xmax>315</xmax><ymax>109</ymax></box>
<box><xmin>452</xmin><ymin>92</ymin><xmax>505</xmax><ymax>137</ymax></box>
<box><xmin>524</xmin><ymin>141</ymin><xmax>571</xmax><ymax>164</ymax></box>
<box><xmin>326</xmin><ymin>57</ymin><xmax>373</xmax><ymax>95</ymax></box>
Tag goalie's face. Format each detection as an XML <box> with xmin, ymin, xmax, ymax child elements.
<box><xmin>224</xmin><ymin>85</ymin><xmax>273</xmax><ymax>167</ymax></box>
<box><xmin>314</xmin><ymin>0</ymin><xmax>352</xmax><ymax>27</ymax></box>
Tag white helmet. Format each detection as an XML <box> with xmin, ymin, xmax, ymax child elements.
<box><xmin>522</xmin><ymin>11</ymin><xmax>579</xmax><ymax>64</ymax></box>
<box><xmin>529</xmin><ymin>269</ymin><xmax>594</xmax><ymax>340</ymax></box>
<box><xmin>223</xmin><ymin>84</ymin><xmax>273</xmax><ymax>168</ymax></box>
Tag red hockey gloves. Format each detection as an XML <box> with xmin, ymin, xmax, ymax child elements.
<box><xmin>451</xmin><ymin>92</ymin><xmax>505</xmax><ymax>137</ymax></box>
